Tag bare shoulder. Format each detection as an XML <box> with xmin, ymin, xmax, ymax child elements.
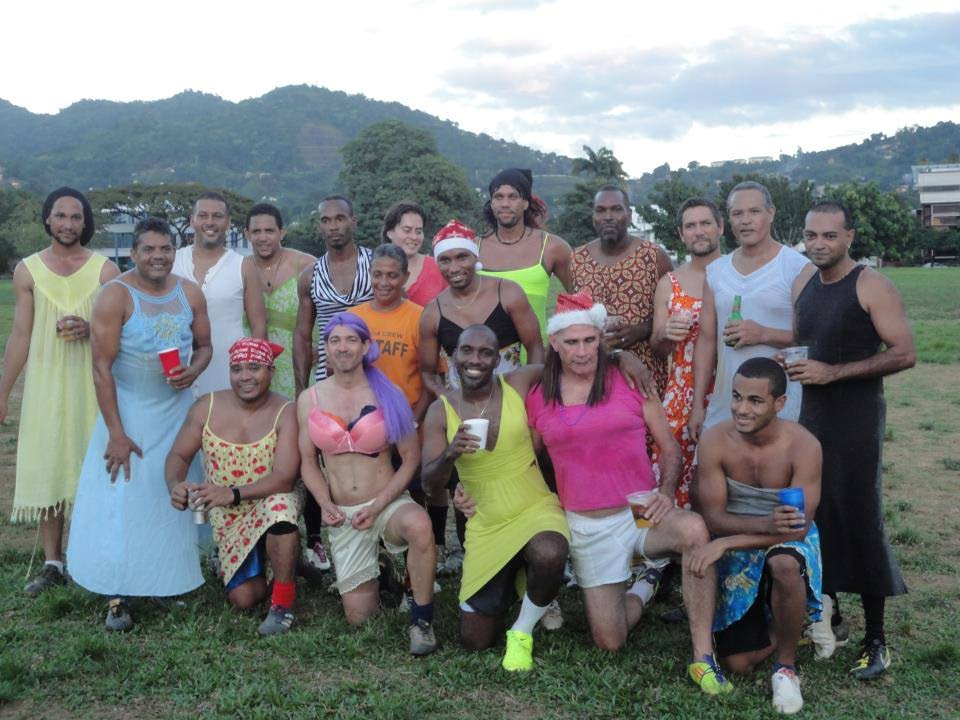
<box><xmin>99</xmin><ymin>259</ymin><xmax>121</xmax><ymax>283</ymax></box>
<box><xmin>423</xmin><ymin>395</ymin><xmax>448</xmax><ymax>429</ymax></box>
<box><xmin>545</xmin><ymin>230</ymin><xmax>572</xmax><ymax>254</ymax></box>
<box><xmin>12</xmin><ymin>259</ymin><xmax>34</xmax><ymax>290</ymax></box>
<box><xmin>856</xmin><ymin>266</ymin><xmax>898</xmax><ymax>296</ymax></box>
<box><xmin>288</xmin><ymin>248</ymin><xmax>317</xmax><ymax>270</ymax></box>
<box><xmin>297</xmin><ymin>263</ymin><xmax>315</xmax><ymax>292</ymax></box>
<box><xmin>783</xmin><ymin>421</ymin><xmax>821</xmax><ymax>454</ymax></box>
<box><xmin>179</xmin><ymin>277</ymin><xmax>205</xmax><ymax>305</ymax></box>
<box><xmin>505</xmin><ymin>365</ymin><xmax>541</xmax><ymax>395</ymax></box>
<box><xmin>496</xmin><ymin>276</ymin><xmax>526</xmax><ymax>302</ymax></box>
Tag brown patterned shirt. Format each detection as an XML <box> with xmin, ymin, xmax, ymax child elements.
<box><xmin>571</xmin><ymin>240</ymin><xmax>668</xmax><ymax>394</ymax></box>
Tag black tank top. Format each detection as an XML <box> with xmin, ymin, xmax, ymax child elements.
<box><xmin>436</xmin><ymin>279</ymin><xmax>521</xmax><ymax>356</ymax></box>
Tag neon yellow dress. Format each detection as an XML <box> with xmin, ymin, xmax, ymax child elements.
<box><xmin>441</xmin><ymin>376</ymin><xmax>568</xmax><ymax>604</ymax></box>
<box><xmin>12</xmin><ymin>252</ymin><xmax>106</xmax><ymax>522</ymax></box>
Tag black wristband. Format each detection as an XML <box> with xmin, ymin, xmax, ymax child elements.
<box><xmin>232</xmin><ymin>487</ymin><xmax>242</xmax><ymax>506</ymax></box>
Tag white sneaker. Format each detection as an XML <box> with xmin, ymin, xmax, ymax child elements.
<box><xmin>541</xmin><ymin>598</ymin><xmax>564</xmax><ymax>631</ymax></box>
<box><xmin>806</xmin><ymin>594</ymin><xmax>837</xmax><ymax>660</ymax></box>
<box><xmin>304</xmin><ymin>540</ymin><xmax>331</xmax><ymax>571</ymax></box>
<box><xmin>771</xmin><ymin>667</ymin><xmax>803</xmax><ymax>715</ymax></box>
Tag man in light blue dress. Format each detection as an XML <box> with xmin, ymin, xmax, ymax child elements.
<box><xmin>67</xmin><ymin>218</ymin><xmax>212</xmax><ymax>631</ymax></box>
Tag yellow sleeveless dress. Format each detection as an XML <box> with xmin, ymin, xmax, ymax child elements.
<box><xmin>12</xmin><ymin>252</ymin><xmax>106</xmax><ymax>522</ymax></box>
<box><xmin>441</xmin><ymin>376</ymin><xmax>568</xmax><ymax>604</ymax></box>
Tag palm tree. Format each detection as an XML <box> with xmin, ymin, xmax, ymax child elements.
<box><xmin>571</xmin><ymin>145</ymin><xmax>627</xmax><ymax>182</ymax></box>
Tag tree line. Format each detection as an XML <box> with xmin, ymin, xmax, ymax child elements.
<box><xmin>1</xmin><ymin>121</ymin><xmax>957</xmax><ymax>273</ymax></box>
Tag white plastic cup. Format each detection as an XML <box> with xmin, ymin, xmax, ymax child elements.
<box><xmin>462</xmin><ymin>418</ymin><xmax>490</xmax><ymax>450</ymax></box>
<box><xmin>783</xmin><ymin>346</ymin><xmax>809</xmax><ymax>366</ymax></box>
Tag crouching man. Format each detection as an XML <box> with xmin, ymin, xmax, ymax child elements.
<box><xmin>167</xmin><ymin>338</ymin><xmax>303</xmax><ymax>636</ymax></box>
<box><xmin>690</xmin><ymin>358</ymin><xmax>823</xmax><ymax>715</ymax></box>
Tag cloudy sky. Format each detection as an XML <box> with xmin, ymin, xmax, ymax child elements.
<box><xmin>4</xmin><ymin>0</ymin><xmax>958</xmax><ymax>176</ymax></box>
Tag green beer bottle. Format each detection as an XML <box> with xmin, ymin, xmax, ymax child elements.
<box><xmin>725</xmin><ymin>295</ymin><xmax>742</xmax><ymax>347</ymax></box>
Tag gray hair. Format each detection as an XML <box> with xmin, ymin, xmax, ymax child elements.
<box><xmin>727</xmin><ymin>181</ymin><xmax>774</xmax><ymax>210</ymax></box>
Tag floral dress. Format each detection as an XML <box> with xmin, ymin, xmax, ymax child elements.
<box><xmin>202</xmin><ymin>395</ymin><xmax>304</xmax><ymax>587</ymax></box>
<box><xmin>652</xmin><ymin>273</ymin><xmax>707</xmax><ymax>509</ymax></box>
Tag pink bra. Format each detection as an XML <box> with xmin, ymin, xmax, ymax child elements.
<box><xmin>308</xmin><ymin>393</ymin><xmax>389</xmax><ymax>456</ymax></box>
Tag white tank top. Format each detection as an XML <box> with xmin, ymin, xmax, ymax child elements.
<box><xmin>173</xmin><ymin>246</ymin><xmax>245</xmax><ymax>396</ymax></box>
<box><xmin>703</xmin><ymin>245</ymin><xmax>809</xmax><ymax>431</ymax></box>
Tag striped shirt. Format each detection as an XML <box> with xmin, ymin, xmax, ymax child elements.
<box><xmin>311</xmin><ymin>245</ymin><xmax>373</xmax><ymax>380</ymax></box>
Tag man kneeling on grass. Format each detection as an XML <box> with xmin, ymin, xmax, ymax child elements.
<box><xmin>690</xmin><ymin>357</ymin><xmax>823</xmax><ymax>715</ymax></box>
<box><xmin>298</xmin><ymin>312</ymin><xmax>438</xmax><ymax>656</ymax></box>
<box><xmin>167</xmin><ymin>338</ymin><xmax>303</xmax><ymax>636</ymax></box>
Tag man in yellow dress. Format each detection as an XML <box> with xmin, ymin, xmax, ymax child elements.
<box><xmin>421</xmin><ymin>324</ymin><xmax>569</xmax><ymax>672</ymax></box>
<box><xmin>0</xmin><ymin>187</ymin><xmax>118</xmax><ymax>596</ymax></box>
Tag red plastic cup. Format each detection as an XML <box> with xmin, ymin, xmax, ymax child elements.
<box><xmin>158</xmin><ymin>347</ymin><xmax>181</xmax><ymax>377</ymax></box>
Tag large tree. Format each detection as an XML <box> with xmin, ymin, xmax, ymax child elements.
<box><xmin>638</xmin><ymin>170</ymin><xmax>706</xmax><ymax>255</ymax></box>
<box><xmin>338</xmin><ymin>120</ymin><xmax>482</xmax><ymax>245</ymax></box>
<box><xmin>86</xmin><ymin>183</ymin><xmax>254</xmax><ymax>247</ymax></box>
<box><xmin>571</xmin><ymin>145</ymin><xmax>627</xmax><ymax>183</ymax></box>
<box><xmin>0</xmin><ymin>188</ymin><xmax>46</xmax><ymax>270</ymax></box>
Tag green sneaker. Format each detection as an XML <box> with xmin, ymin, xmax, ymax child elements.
<box><xmin>851</xmin><ymin>639</ymin><xmax>891</xmax><ymax>680</ymax></box>
<box><xmin>502</xmin><ymin>630</ymin><xmax>534</xmax><ymax>672</ymax></box>
<box><xmin>688</xmin><ymin>654</ymin><xmax>734</xmax><ymax>695</ymax></box>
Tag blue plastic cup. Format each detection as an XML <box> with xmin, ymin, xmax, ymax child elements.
<box><xmin>778</xmin><ymin>487</ymin><xmax>806</xmax><ymax>529</ymax></box>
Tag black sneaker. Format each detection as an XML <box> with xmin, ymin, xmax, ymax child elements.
<box><xmin>105</xmin><ymin>598</ymin><xmax>134</xmax><ymax>632</ymax></box>
<box><xmin>850</xmin><ymin>638</ymin><xmax>891</xmax><ymax>680</ymax></box>
<box><xmin>23</xmin><ymin>564</ymin><xmax>67</xmax><ymax>597</ymax></box>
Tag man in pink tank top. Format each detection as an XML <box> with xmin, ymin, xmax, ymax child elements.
<box><xmin>525</xmin><ymin>292</ymin><xmax>732</xmax><ymax>695</ymax></box>
<box><xmin>167</xmin><ymin>338</ymin><xmax>303</xmax><ymax>637</ymax></box>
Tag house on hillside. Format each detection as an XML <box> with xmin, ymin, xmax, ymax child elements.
<box><xmin>913</xmin><ymin>164</ymin><xmax>960</xmax><ymax>229</ymax></box>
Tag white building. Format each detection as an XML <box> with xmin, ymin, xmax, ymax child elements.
<box><xmin>913</xmin><ymin>164</ymin><xmax>960</xmax><ymax>229</ymax></box>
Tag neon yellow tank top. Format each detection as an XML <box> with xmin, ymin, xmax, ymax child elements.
<box><xmin>478</xmin><ymin>233</ymin><xmax>551</xmax><ymax>341</ymax></box>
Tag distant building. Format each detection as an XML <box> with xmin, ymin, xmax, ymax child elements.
<box><xmin>913</xmin><ymin>164</ymin><xmax>960</xmax><ymax>229</ymax></box>
<box><xmin>748</xmin><ymin>156</ymin><xmax>774</xmax><ymax>164</ymax></box>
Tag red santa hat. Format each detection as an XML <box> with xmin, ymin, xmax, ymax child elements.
<box><xmin>432</xmin><ymin>219</ymin><xmax>481</xmax><ymax>269</ymax></box>
<box><xmin>547</xmin><ymin>291</ymin><xmax>608</xmax><ymax>335</ymax></box>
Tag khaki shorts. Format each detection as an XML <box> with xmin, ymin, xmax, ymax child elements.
<box><xmin>328</xmin><ymin>492</ymin><xmax>417</xmax><ymax>594</ymax></box>
<box><xmin>566</xmin><ymin>508</ymin><xmax>652</xmax><ymax>589</ymax></box>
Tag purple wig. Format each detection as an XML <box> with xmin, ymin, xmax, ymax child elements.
<box><xmin>323</xmin><ymin>312</ymin><xmax>415</xmax><ymax>444</ymax></box>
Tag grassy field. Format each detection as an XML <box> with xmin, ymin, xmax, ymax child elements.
<box><xmin>1</xmin><ymin>270</ymin><xmax>958</xmax><ymax>719</ymax></box>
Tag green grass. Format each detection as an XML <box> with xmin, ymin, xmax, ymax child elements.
<box><xmin>2</xmin><ymin>271</ymin><xmax>960</xmax><ymax>718</ymax></box>
<box><xmin>882</xmin><ymin>267</ymin><xmax>960</xmax><ymax>364</ymax></box>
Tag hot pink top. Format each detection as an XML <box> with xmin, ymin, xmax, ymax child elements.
<box><xmin>525</xmin><ymin>370</ymin><xmax>655</xmax><ymax>512</ymax></box>
<box><xmin>406</xmin><ymin>256</ymin><xmax>447</xmax><ymax>307</ymax></box>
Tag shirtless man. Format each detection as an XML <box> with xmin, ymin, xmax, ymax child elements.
<box><xmin>167</xmin><ymin>338</ymin><xmax>302</xmax><ymax>636</ymax></box>
<box><xmin>298</xmin><ymin>312</ymin><xmax>437</xmax><ymax>655</ymax></box>
<box><xmin>690</xmin><ymin>357</ymin><xmax>823</xmax><ymax>715</ymax></box>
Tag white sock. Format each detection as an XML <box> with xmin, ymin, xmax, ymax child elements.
<box><xmin>626</xmin><ymin>577</ymin><xmax>656</xmax><ymax>605</ymax></box>
<box><xmin>511</xmin><ymin>593</ymin><xmax>550</xmax><ymax>635</ymax></box>
<box><xmin>44</xmin><ymin>560</ymin><xmax>64</xmax><ymax>574</ymax></box>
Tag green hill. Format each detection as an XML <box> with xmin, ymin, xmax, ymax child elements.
<box><xmin>1</xmin><ymin>85</ymin><xmax>957</xmax><ymax>216</ymax></box>
<box><xmin>628</xmin><ymin>122</ymin><xmax>960</xmax><ymax>203</ymax></box>
<box><xmin>0</xmin><ymin>86</ymin><xmax>575</xmax><ymax>216</ymax></box>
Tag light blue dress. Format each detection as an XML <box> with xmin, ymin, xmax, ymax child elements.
<box><xmin>67</xmin><ymin>279</ymin><xmax>204</xmax><ymax>597</ymax></box>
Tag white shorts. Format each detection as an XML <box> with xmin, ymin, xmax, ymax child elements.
<box><xmin>328</xmin><ymin>492</ymin><xmax>417</xmax><ymax>594</ymax></box>
<box><xmin>566</xmin><ymin>508</ymin><xmax>652</xmax><ymax>589</ymax></box>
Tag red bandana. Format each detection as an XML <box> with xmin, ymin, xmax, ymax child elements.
<box><xmin>228</xmin><ymin>338</ymin><xmax>284</xmax><ymax>367</ymax></box>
